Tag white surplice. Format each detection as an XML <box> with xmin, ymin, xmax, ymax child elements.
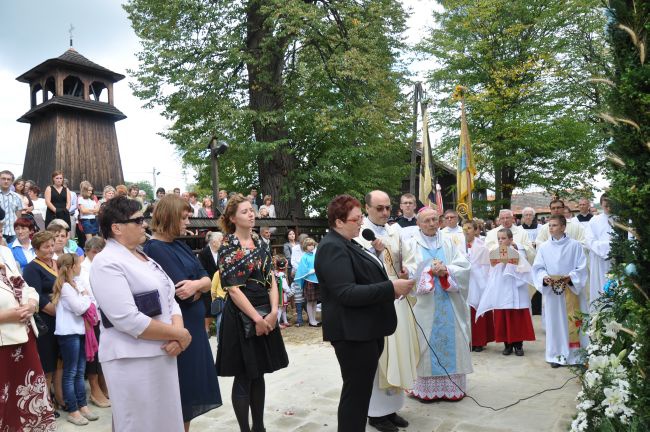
<box><xmin>485</xmin><ymin>225</ymin><xmax>536</xmax><ymax>263</ymax></box>
<box><xmin>355</xmin><ymin>218</ymin><xmax>419</xmax><ymax>417</ymax></box>
<box><xmin>532</xmin><ymin>235</ymin><xmax>588</xmax><ymax>365</ymax></box>
<box><xmin>476</xmin><ymin>249</ymin><xmax>532</xmax><ymax>319</ymax></box>
<box><xmin>584</xmin><ymin>213</ymin><xmax>613</xmax><ymax>308</ymax></box>
<box><xmin>536</xmin><ymin>219</ymin><xmax>586</xmax><ymax>246</ymax></box>
<box><xmin>465</xmin><ymin>237</ymin><xmax>490</xmax><ymax>310</ymax></box>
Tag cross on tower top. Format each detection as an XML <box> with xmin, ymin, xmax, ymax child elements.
<box><xmin>69</xmin><ymin>24</ymin><xmax>75</xmax><ymax>47</ymax></box>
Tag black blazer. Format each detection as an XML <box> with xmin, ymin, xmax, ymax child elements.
<box><xmin>198</xmin><ymin>245</ymin><xmax>218</xmax><ymax>280</ymax></box>
<box><xmin>314</xmin><ymin>229</ymin><xmax>396</xmax><ymax>342</ymax></box>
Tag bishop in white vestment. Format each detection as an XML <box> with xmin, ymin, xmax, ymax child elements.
<box><xmin>403</xmin><ymin>208</ymin><xmax>471</xmax><ymax>401</ymax></box>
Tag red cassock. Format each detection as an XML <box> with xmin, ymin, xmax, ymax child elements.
<box><xmin>470</xmin><ymin>307</ymin><xmax>495</xmax><ymax>346</ymax></box>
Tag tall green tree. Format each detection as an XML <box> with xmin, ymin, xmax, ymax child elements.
<box><xmin>124</xmin><ymin>0</ymin><xmax>411</xmax><ymax>217</ymax></box>
<box><xmin>421</xmin><ymin>0</ymin><xmax>609</xmax><ymax>211</ymax></box>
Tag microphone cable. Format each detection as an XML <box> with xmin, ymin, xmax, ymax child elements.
<box><xmin>366</xmin><ymin>230</ymin><xmax>579</xmax><ymax>412</ymax></box>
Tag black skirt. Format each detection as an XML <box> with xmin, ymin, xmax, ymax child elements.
<box><xmin>35</xmin><ymin>313</ymin><xmax>58</xmax><ymax>374</ymax></box>
<box><xmin>215</xmin><ymin>295</ymin><xmax>289</xmax><ymax>379</ymax></box>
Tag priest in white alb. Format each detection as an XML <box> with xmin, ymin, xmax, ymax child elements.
<box><xmin>536</xmin><ymin>199</ymin><xmax>585</xmax><ymax>246</ymax></box>
<box><xmin>585</xmin><ymin>194</ymin><xmax>614</xmax><ymax>309</ymax></box>
<box><xmin>403</xmin><ymin>207</ymin><xmax>471</xmax><ymax>401</ymax></box>
<box><xmin>440</xmin><ymin>209</ymin><xmax>465</xmax><ymax>248</ymax></box>
<box><xmin>355</xmin><ymin>190</ymin><xmax>418</xmax><ymax>432</ymax></box>
<box><xmin>533</xmin><ymin>215</ymin><xmax>588</xmax><ymax>367</ymax></box>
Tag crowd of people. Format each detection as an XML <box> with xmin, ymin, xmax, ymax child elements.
<box><xmin>0</xmin><ymin>166</ymin><xmax>613</xmax><ymax>432</ymax></box>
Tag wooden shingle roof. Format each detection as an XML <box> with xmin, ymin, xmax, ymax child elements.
<box><xmin>16</xmin><ymin>48</ymin><xmax>125</xmax><ymax>83</ymax></box>
<box><xmin>17</xmin><ymin>95</ymin><xmax>127</xmax><ymax>123</ymax></box>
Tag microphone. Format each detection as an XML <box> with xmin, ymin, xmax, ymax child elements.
<box><xmin>361</xmin><ymin>228</ymin><xmax>404</xmax><ymax>295</ymax></box>
<box><xmin>361</xmin><ymin>229</ymin><xmax>376</xmax><ymax>242</ymax></box>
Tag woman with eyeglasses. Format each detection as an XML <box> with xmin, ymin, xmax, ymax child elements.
<box><xmin>313</xmin><ymin>195</ymin><xmax>414</xmax><ymax>432</ymax></box>
<box><xmin>90</xmin><ymin>195</ymin><xmax>191</xmax><ymax>431</ymax></box>
<box><xmin>143</xmin><ymin>195</ymin><xmax>222</xmax><ymax>431</ymax></box>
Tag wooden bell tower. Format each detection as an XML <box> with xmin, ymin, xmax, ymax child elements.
<box><xmin>16</xmin><ymin>47</ymin><xmax>126</xmax><ymax>191</ymax></box>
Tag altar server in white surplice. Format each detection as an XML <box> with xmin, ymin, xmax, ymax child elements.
<box><xmin>533</xmin><ymin>215</ymin><xmax>588</xmax><ymax>368</ymax></box>
<box><xmin>585</xmin><ymin>194</ymin><xmax>614</xmax><ymax>309</ymax></box>
<box><xmin>355</xmin><ymin>190</ymin><xmax>418</xmax><ymax>431</ymax></box>
<box><xmin>402</xmin><ymin>207</ymin><xmax>471</xmax><ymax>402</ymax></box>
<box><xmin>485</xmin><ymin>209</ymin><xmax>535</xmax><ymax>263</ymax></box>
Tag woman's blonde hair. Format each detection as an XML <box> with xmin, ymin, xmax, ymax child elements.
<box><xmin>301</xmin><ymin>237</ymin><xmax>316</xmax><ymax>251</ymax></box>
<box><xmin>79</xmin><ymin>181</ymin><xmax>94</xmax><ymax>199</ymax></box>
<box><xmin>218</xmin><ymin>194</ymin><xmax>248</xmax><ymax>234</ymax></box>
<box><xmin>150</xmin><ymin>195</ymin><xmax>192</xmax><ymax>238</ymax></box>
<box><xmin>51</xmin><ymin>253</ymin><xmax>79</xmax><ymax>305</ymax></box>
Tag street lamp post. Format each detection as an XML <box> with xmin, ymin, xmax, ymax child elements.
<box><xmin>208</xmin><ymin>136</ymin><xmax>228</xmax><ymax>217</ymax></box>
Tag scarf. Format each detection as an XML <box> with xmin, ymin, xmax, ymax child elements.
<box><xmin>83</xmin><ymin>303</ymin><xmax>99</xmax><ymax>361</ymax></box>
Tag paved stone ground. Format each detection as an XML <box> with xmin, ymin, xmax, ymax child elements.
<box><xmin>56</xmin><ymin>316</ymin><xmax>579</xmax><ymax>431</ymax></box>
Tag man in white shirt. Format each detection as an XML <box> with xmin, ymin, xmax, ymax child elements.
<box><xmin>0</xmin><ymin>170</ymin><xmax>24</xmax><ymax>244</ymax></box>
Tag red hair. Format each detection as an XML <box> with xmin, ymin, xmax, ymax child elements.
<box><xmin>327</xmin><ymin>195</ymin><xmax>361</xmax><ymax>228</ymax></box>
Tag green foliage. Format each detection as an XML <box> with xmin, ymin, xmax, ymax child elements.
<box><xmin>421</xmin><ymin>0</ymin><xmax>609</xmax><ymax>212</ymax></box>
<box><xmin>123</xmin><ymin>0</ymin><xmax>411</xmax><ymax>217</ymax></box>
<box><xmin>572</xmin><ymin>0</ymin><xmax>650</xmax><ymax>430</ymax></box>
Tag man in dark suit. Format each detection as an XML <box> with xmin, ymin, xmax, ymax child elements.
<box><xmin>315</xmin><ymin>195</ymin><xmax>413</xmax><ymax>432</ymax></box>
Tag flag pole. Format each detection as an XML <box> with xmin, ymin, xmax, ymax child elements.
<box><xmin>409</xmin><ymin>82</ymin><xmax>422</xmax><ymax>195</ymax></box>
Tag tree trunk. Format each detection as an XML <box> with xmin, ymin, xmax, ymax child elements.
<box><xmin>246</xmin><ymin>0</ymin><xmax>304</xmax><ymax>218</ymax></box>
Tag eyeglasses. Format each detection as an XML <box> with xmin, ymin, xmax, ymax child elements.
<box><xmin>345</xmin><ymin>216</ymin><xmax>364</xmax><ymax>224</ymax></box>
<box><xmin>116</xmin><ymin>216</ymin><xmax>145</xmax><ymax>225</ymax></box>
<box><xmin>372</xmin><ymin>205</ymin><xmax>391</xmax><ymax>212</ymax></box>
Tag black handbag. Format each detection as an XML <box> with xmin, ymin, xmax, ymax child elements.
<box><xmin>101</xmin><ymin>290</ymin><xmax>162</xmax><ymax>329</ymax></box>
<box><xmin>210</xmin><ymin>297</ymin><xmax>224</xmax><ymax>316</ymax></box>
<box><xmin>239</xmin><ymin>304</ymin><xmax>271</xmax><ymax>339</ymax></box>
<box><xmin>33</xmin><ymin>313</ymin><xmax>48</xmax><ymax>335</ymax></box>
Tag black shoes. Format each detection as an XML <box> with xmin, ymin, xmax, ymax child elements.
<box><xmin>550</xmin><ymin>362</ymin><xmax>561</xmax><ymax>368</ymax></box>
<box><xmin>386</xmin><ymin>413</ymin><xmax>409</xmax><ymax>428</ymax></box>
<box><xmin>368</xmin><ymin>417</ymin><xmax>398</xmax><ymax>432</ymax></box>
<box><xmin>502</xmin><ymin>344</ymin><xmax>513</xmax><ymax>356</ymax></box>
<box><xmin>514</xmin><ymin>347</ymin><xmax>524</xmax><ymax>356</ymax></box>
<box><xmin>472</xmin><ymin>346</ymin><xmax>484</xmax><ymax>352</ymax></box>
<box><xmin>368</xmin><ymin>413</ymin><xmax>409</xmax><ymax>431</ymax></box>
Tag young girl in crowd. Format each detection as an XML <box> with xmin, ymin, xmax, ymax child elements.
<box><xmin>274</xmin><ymin>255</ymin><xmax>292</xmax><ymax>329</ymax></box>
<box><xmin>52</xmin><ymin>253</ymin><xmax>99</xmax><ymax>426</ymax></box>
<box><xmin>294</xmin><ymin>237</ymin><xmax>320</xmax><ymax>327</ymax></box>
<box><xmin>476</xmin><ymin>228</ymin><xmax>535</xmax><ymax>357</ymax></box>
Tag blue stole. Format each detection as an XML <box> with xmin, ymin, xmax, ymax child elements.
<box><xmin>422</xmin><ymin>245</ymin><xmax>457</xmax><ymax>375</ymax></box>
